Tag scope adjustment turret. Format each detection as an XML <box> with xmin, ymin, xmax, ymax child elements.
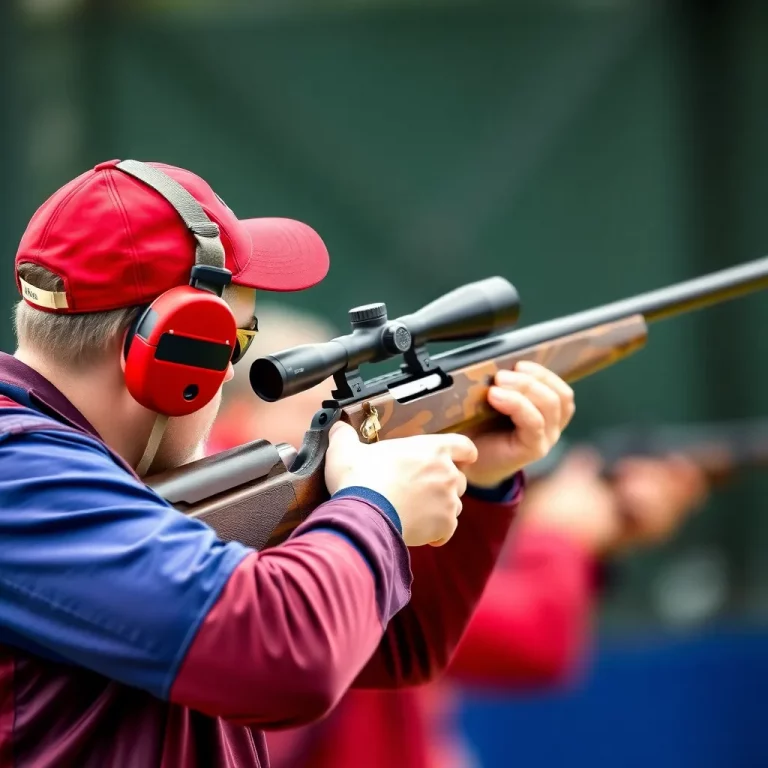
<box><xmin>381</xmin><ymin>323</ymin><xmax>412</xmax><ymax>353</ymax></box>
<box><xmin>349</xmin><ymin>303</ymin><xmax>387</xmax><ymax>327</ymax></box>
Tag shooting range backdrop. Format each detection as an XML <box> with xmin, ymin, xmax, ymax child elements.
<box><xmin>2</xmin><ymin>1</ymin><xmax>768</xmax><ymax>766</ymax></box>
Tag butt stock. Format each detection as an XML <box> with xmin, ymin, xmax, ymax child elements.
<box><xmin>147</xmin><ymin>440</ymin><xmax>329</xmax><ymax>550</ymax></box>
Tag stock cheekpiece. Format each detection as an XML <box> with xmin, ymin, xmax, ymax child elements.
<box><xmin>124</xmin><ymin>286</ymin><xmax>237</xmax><ymax>417</ymax></box>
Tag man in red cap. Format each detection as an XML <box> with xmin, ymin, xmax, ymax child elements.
<box><xmin>0</xmin><ymin>159</ymin><xmax>576</xmax><ymax>766</ymax></box>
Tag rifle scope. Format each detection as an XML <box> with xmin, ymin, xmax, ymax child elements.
<box><xmin>249</xmin><ymin>277</ymin><xmax>520</xmax><ymax>402</ymax></box>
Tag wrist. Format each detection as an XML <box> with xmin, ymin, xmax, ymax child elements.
<box><xmin>331</xmin><ymin>486</ymin><xmax>402</xmax><ymax>535</ymax></box>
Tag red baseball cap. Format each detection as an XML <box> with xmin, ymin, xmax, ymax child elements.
<box><xmin>15</xmin><ymin>159</ymin><xmax>330</xmax><ymax>313</ymax></box>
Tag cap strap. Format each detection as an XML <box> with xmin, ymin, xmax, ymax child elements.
<box><xmin>19</xmin><ymin>277</ymin><xmax>69</xmax><ymax>309</ymax></box>
<box><xmin>115</xmin><ymin>160</ymin><xmax>226</xmax><ymax>269</ymax></box>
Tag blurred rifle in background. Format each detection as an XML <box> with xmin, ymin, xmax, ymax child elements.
<box><xmin>147</xmin><ymin>257</ymin><xmax>768</xmax><ymax>550</ymax></box>
<box><xmin>525</xmin><ymin>418</ymin><xmax>768</xmax><ymax>484</ymax></box>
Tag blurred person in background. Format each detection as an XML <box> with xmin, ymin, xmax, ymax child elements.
<box><xmin>209</xmin><ymin>303</ymin><xmax>709</xmax><ymax>768</ymax></box>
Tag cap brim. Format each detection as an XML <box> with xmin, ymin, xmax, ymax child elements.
<box><xmin>233</xmin><ymin>217</ymin><xmax>330</xmax><ymax>292</ymax></box>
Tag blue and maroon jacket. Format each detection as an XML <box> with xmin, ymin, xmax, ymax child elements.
<box><xmin>0</xmin><ymin>352</ymin><xmax>521</xmax><ymax>767</ymax></box>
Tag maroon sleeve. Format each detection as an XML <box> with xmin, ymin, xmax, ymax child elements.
<box><xmin>446</xmin><ymin>526</ymin><xmax>598</xmax><ymax>687</ymax></box>
<box><xmin>170</xmin><ymin>496</ymin><xmax>411</xmax><ymax>728</ymax></box>
<box><xmin>351</xmin><ymin>486</ymin><xmax>522</xmax><ymax>688</ymax></box>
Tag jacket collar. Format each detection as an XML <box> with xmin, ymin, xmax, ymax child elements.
<box><xmin>0</xmin><ymin>352</ymin><xmax>101</xmax><ymax>439</ymax></box>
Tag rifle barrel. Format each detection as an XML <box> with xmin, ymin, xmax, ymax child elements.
<box><xmin>436</xmin><ymin>256</ymin><xmax>768</xmax><ymax>372</ymax></box>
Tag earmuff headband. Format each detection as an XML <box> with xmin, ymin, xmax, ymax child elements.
<box><xmin>115</xmin><ymin>160</ymin><xmax>231</xmax><ymax>295</ymax></box>
<box><xmin>114</xmin><ymin>160</ymin><xmax>237</xmax><ymax>474</ymax></box>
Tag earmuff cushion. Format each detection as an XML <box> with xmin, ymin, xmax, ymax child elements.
<box><xmin>124</xmin><ymin>306</ymin><xmax>154</xmax><ymax>361</ymax></box>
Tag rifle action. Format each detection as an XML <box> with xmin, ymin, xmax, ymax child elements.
<box><xmin>147</xmin><ymin>257</ymin><xmax>768</xmax><ymax>550</ymax></box>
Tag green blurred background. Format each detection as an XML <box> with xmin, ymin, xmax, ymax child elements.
<box><xmin>2</xmin><ymin>0</ymin><xmax>768</xmax><ymax>764</ymax></box>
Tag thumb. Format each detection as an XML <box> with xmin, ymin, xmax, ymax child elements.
<box><xmin>328</xmin><ymin>420</ymin><xmax>363</xmax><ymax>451</ymax></box>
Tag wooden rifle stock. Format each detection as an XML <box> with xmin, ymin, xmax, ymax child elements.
<box><xmin>342</xmin><ymin>316</ymin><xmax>646</xmax><ymax>438</ymax></box>
<box><xmin>146</xmin><ymin>316</ymin><xmax>648</xmax><ymax>548</ymax></box>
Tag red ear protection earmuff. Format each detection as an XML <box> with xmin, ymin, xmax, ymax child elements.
<box><xmin>116</xmin><ymin>160</ymin><xmax>238</xmax><ymax>417</ymax></box>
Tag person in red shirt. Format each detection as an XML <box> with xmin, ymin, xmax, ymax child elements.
<box><xmin>209</xmin><ymin>302</ymin><xmax>709</xmax><ymax>768</ymax></box>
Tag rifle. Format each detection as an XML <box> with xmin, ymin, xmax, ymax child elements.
<box><xmin>147</xmin><ymin>257</ymin><xmax>768</xmax><ymax>551</ymax></box>
<box><xmin>524</xmin><ymin>418</ymin><xmax>768</xmax><ymax>484</ymax></box>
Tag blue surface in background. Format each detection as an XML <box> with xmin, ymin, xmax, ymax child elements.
<box><xmin>459</xmin><ymin>628</ymin><xmax>768</xmax><ymax>768</ymax></box>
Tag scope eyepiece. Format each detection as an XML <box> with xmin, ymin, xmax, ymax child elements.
<box><xmin>250</xmin><ymin>341</ymin><xmax>348</xmax><ymax>402</ymax></box>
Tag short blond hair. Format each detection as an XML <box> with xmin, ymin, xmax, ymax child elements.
<box><xmin>13</xmin><ymin>263</ymin><xmax>143</xmax><ymax>368</ymax></box>
<box><xmin>13</xmin><ymin>262</ymin><xmax>240</xmax><ymax>368</ymax></box>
